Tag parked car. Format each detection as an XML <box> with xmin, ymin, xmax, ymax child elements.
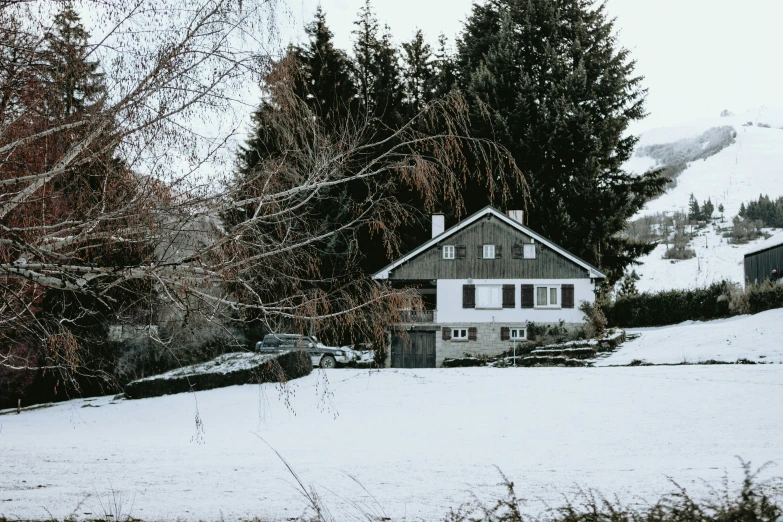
<box><xmin>255</xmin><ymin>334</ymin><xmax>354</xmax><ymax>368</ymax></box>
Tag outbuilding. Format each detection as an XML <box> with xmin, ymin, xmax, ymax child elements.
<box><xmin>744</xmin><ymin>232</ymin><xmax>783</xmax><ymax>286</ymax></box>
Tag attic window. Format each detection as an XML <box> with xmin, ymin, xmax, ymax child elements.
<box><xmin>483</xmin><ymin>244</ymin><xmax>495</xmax><ymax>259</ymax></box>
<box><xmin>523</xmin><ymin>243</ymin><xmax>536</xmax><ymax>259</ymax></box>
<box><xmin>443</xmin><ymin>245</ymin><xmax>455</xmax><ymax>259</ymax></box>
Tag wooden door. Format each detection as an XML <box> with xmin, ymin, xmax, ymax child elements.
<box><xmin>391</xmin><ymin>331</ymin><xmax>436</xmax><ymax>368</ymax></box>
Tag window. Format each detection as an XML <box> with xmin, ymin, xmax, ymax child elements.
<box><xmin>443</xmin><ymin>245</ymin><xmax>455</xmax><ymax>259</ymax></box>
<box><xmin>476</xmin><ymin>285</ymin><xmax>502</xmax><ymax>309</ymax></box>
<box><xmin>523</xmin><ymin>243</ymin><xmax>536</xmax><ymax>259</ymax></box>
<box><xmin>535</xmin><ymin>285</ymin><xmax>560</xmax><ymax>308</ymax></box>
<box><xmin>452</xmin><ymin>328</ymin><xmax>468</xmax><ymax>340</ymax></box>
<box><xmin>483</xmin><ymin>244</ymin><xmax>495</xmax><ymax>259</ymax></box>
<box><xmin>510</xmin><ymin>328</ymin><xmax>526</xmax><ymax>340</ymax></box>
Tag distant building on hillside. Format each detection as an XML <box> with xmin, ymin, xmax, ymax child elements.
<box><xmin>744</xmin><ymin>232</ymin><xmax>783</xmax><ymax>285</ymax></box>
<box><xmin>373</xmin><ymin>206</ymin><xmax>606</xmax><ymax>368</ymax></box>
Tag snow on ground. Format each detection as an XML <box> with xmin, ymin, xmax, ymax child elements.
<box><xmin>630</xmin><ymin>108</ymin><xmax>783</xmax><ymax>219</ymax></box>
<box><xmin>2</xmin><ymin>367</ymin><xmax>783</xmax><ymax>521</ymax></box>
<box><xmin>630</xmin><ymin>222</ymin><xmax>778</xmax><ymax>292</ymax></box>
<box><xmin>597</xmin><ymin>308</ymin><xmax>783</xmax><ymax>366</ymax></box>
<box><xmin>135</xmin><ymin>352</ymin><xmax>277</xmax><ymax>381</ymax></box>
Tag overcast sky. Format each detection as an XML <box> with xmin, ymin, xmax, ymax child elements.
<box><xmin>279</xmin><ymin>0</ymin><xmax>783</xmax><ymax>134</ymax></box>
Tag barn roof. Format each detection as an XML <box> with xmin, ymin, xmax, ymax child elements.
<box><xmin>745</xmin><ymin>231</ymin><xmax>783</xmax><ymax>257</ymax></box>
<box><xmin>372</xmin><ymin>206</ymin><xmax>607</xmax><ymax>280</ymax></box>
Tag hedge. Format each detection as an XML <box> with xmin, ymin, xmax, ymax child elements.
<box><xmin>124</xmin><ymin>350</ymin><xmax>312</xmax><ymax>399</ymax></box>
<box><xmin>604</xmin><ymin>281</ymin><xmax>732</xmax><ymax>327</ymax></box>
<box><xmin>605</xmin><ymin>280</ymin><xmax>783</xmax><ymax>328</ymax></box>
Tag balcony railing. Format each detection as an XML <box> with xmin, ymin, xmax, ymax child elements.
<box><xmin>398</xmin><ymin>310</ymin><xmax>436</xmax><ymax>323</ymax></box>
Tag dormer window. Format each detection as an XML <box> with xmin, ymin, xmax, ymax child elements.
<box><xmin>483</xmin><ymin>244</ymin><xmax>495</xmax><ymax>259</ymax></box>
<box><xmin>443</xmin><ymin>245</ymin><xmax>455</xmax><ymax>259</ymax></box>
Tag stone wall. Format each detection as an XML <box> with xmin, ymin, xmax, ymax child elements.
<box><xmin>435</xmin><ymin>322</ymin><xmax>582</xmax><ymax>367</ymax></box>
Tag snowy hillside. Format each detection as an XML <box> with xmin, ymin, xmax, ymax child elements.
<box><xmin>631</xmin><ymin>223</ymin><xmax>777</xmax><ymax>292</ymax></box>
<box><xmin>597</xmin><ymin>308</ymin><xmax>783</xmax><ymax>366</ymax></box>
<box><xmin>621</xmin><ymin>108</ymin><xmax>783</xmax><ymax>292</ymax></box>
<box><xmin>629</xmin><ymin>108</ymin><xmax>783</xmax><ymax>219</ymax></box>
<box><xmin>2</xmin><ymin>366</ymin><xmax>783</xmax><ymax>521</ymax></box>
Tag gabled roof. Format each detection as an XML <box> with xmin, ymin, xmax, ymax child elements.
<box><xmin>745</xmin><ymin>231</ymin><xmax>783</xmax><ymax>257</ymax></box>
<box><xmin>372</xmin><ymin>206</ymin><xmax>607</xmax><ymax>280</ymax></box>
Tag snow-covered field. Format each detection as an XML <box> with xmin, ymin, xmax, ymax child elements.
<box><xmin>597</xmin><ymin>308</ymin><xmax>783</xmax><ymax>366</ymax></box>
<box><xmin>2</xmin><ymin>366</ymin><xmax>782</xmax><ymax>521</ymax></box>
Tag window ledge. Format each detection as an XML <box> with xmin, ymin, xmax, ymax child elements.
<box><xmin>534</xmin><ymin>306</ymin><xmax>562</xmax><ymax>310</ymax></box>
<box><xmin>475</xmin><ymin>306</ymin><xmax>503</xmax><ymax>310</ymax></box>
<box><xmin>450</xmin><ymin>338</ymin><xmax>469</xmax><ymax>342</ymax></box>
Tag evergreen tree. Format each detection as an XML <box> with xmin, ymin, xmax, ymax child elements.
<box><xmin>617</xmin><ymin>273</ymin><xmax>639</xmax><ymax>298</ymax></box>
<box><xmin>402</xmin><ymin>29</ymin><xmax>435</xmax><ymax>116</ymax></box>
<box><xmin>739</xmin><ymin>202</ymin><xmax>747</xmax><ymax>218</ymax></box>
<box><xmin>702</xmin><ymin>198</ymin><xmax>714</xmax><ymax>221</ymax></box>
<box><xmin>372</xmin><ymin>26</ymin><xmax>405</xmax><ymax>129</ymax></box>
<box><xmin>718</xmin><ymin>203</ymin><xmax>725</xmax><ymax>222</ymax></box>
<box><xmin>42</xmin><ymin>2</ymin><xmax>106</xmax><ymax>122</ymax></box>
<box><xmin>689</xmin><ymin>193</ymin><xmax>701</xmax><ymax>221</ymax></box>
<box><xmin>292</xmin><ymin>6</ymin><xmax>356</xmax><ymax>123</ymax></box>
<box><xmin>432</xmin><ymin>33</ymin><xmax>457</xmax><ymax>98</ymax></box>
<box><xmin>455</xmin><ymin>0</ymin><xmax>666</xmax><ymax>283</ymax></box>
<box><xmin>351</xmin><ymin>2</ymin><xmax>404</xmax><ymax>128</ymax></box>
<box><xmin>352</xmin><ymin>0</ymin><xmax>380</xmax><ymax>111</ymax></box>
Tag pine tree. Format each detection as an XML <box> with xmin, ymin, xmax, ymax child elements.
<box><xmin>432</xmin><ymin>33</ymin><xmax>457</xmax><ymax>98</ymax></box>
<box><xmin>455</xmin><ymin>0</ymin><xmax>666</xmax><ymax>283</ymax></box>
<box><xmin>617</xmin><ymin>273</ymin><xmax>639</xmax><ymax>298</ymax></box>
<box><xmin>293</xmin><ymin>6</ymin><xmax>356</xmax><ymax>123</ymax></box>
<box><xmin>42</xmin><ymin>2</ymin><xmax>106</xmax><ymax>122</ymax></box>
<box><xmin>702</xmin><ymin>198</ymin><xmax>714</xmax><ymax>221</ymax></box>
<box><xmin>352</xmin><ymin>0</ymin><xmax>380</xmax><ymax>111</ymax></box>
<box><xmin>402</xmin><ymin>29</ymin><xmax>435</xmax><ymax>116</ymax></box>
<box><xmin>372</xmin><ymin>26</ymin><xmax>404</xmax><ymax>129</ymax></box>
<box><xmin>689</xmin><ymin>193</ymin><xmax>701</xmax><ymax>221</ymax></box>
<box><xmin>351</xmin><ymin>2</ymin><xmax>404</xmax><ymax>129</ymax></box>
<box><xmin>739</xmin><ymin>202</ymin><xmax>747</xmax><ymax>218</ymax></box>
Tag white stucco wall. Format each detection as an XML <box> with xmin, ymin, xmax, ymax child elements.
<box><xmin>436</xmin><ymin>279</ymin><xmax>595</xmax><ymax>324</ymax></box>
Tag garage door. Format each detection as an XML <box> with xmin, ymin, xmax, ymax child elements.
<box><xmin>391</xmin><ymin>331</ymin><xmax>436</xmax><ymax>368</ymax></box>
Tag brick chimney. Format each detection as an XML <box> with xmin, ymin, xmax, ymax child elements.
<box><xmin>432</xmin><ymin>214</ymin><xmax>445</xmax><ymax>238</ymax></box>
<box><xmin>506</xmin><ymin>210</ymin><xmax>524</xmax><ymax>225</ymax></box>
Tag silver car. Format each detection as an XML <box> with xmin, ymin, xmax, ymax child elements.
<box><xmin>255</xmin><ymin>334</ymin><xmax>354</xmax><ymax>368</ymax></box>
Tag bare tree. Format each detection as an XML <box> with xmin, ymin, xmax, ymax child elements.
<box><xmin>0</xmin><ymin>2</ymin><xmax>525</xmax><ymax>402</ymax></box>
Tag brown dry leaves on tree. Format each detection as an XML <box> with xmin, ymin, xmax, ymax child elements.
<box><xmin>0</xmin><ymin>0</ymin><xmax>526</xmax><ymax>392</ymax></box>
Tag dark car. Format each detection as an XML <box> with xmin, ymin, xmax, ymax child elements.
<box><xmin>255</xmin><ymin>334</ymin><xmax>354</xmax><ymax>368</ymax></box>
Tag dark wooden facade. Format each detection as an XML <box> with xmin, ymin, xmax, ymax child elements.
<box><xmin>744</xmin><ymin>242</ymin><xmax>783</xmax><ymax>285</ymax></box>
<box><xmin>388</xmin><ymin>214</ymin><xmax>589</xmax><ymax>281</ymax></box>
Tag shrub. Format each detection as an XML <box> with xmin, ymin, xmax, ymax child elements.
<box><xmin>604</xmin><ymin>281</ymin><xmax>732</xmax><ymax>327</ymax></box>
<box><xmin>446</xmin><ymin>461</ymin><xmax>781</xmax><ymax>522</ymax></box>
<box><xmin>663</xmin><ymin>246</ymin><xmax>696</xmax><ymax>260</ymax></box>
<box><xmin>746</xmin><ymin>281</ymin><xmax>783</xmax><ymax>314</ymax></box>
<box><xmin>579</xmin><ymin>301</ymin><xmax>607</xmax><ymax>337</ymax></box>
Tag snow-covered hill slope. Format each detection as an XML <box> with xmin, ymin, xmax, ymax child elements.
<box><xmin>629</xmin><ymin>108</ymin><xmax>783</xmax><ymax>218</ymax></box>
<box><xmin>597</xmin><ymin>308</ymin><xmax>783</xmax><ymax>366</ymax></box>
<box><xmin>631</xmin><ymin>223</ymin><xmax>777</xmax><ymax>292</ymax></box>
<box><xmin>621</xmin><ymin>108</ymin><xmax>783</xmax><ymax>292</ymax></box>
<box><xmin>2</xmin><ymin>367</ymin><xmax>782</xmax><ymax>520</ymax></box>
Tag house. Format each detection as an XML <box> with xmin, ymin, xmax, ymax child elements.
<box><xmin>372</xmin><ymin>206</ymin><xmax>606</xmax><ymax>368</ymax></box>
<box><xmin>744</xmin><ymin>232</ymin><xmax>783</xmax><ymax>285</ymax></box>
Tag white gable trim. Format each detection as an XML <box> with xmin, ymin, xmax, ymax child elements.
<box><xmin>372</xmin><ymin>207</ymin><xmax>607</xmax><ymax>280</ymax></box>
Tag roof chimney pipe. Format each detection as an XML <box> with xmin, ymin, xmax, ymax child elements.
<box><xmin>506</xmin><ymin>210</ymin><xmax>524</xmax><ymax>225</ymax></box>
<box><xmin>432</xmin><ymin>214</ymin><xmax>445</xmax><ymax>238</ymax></box>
